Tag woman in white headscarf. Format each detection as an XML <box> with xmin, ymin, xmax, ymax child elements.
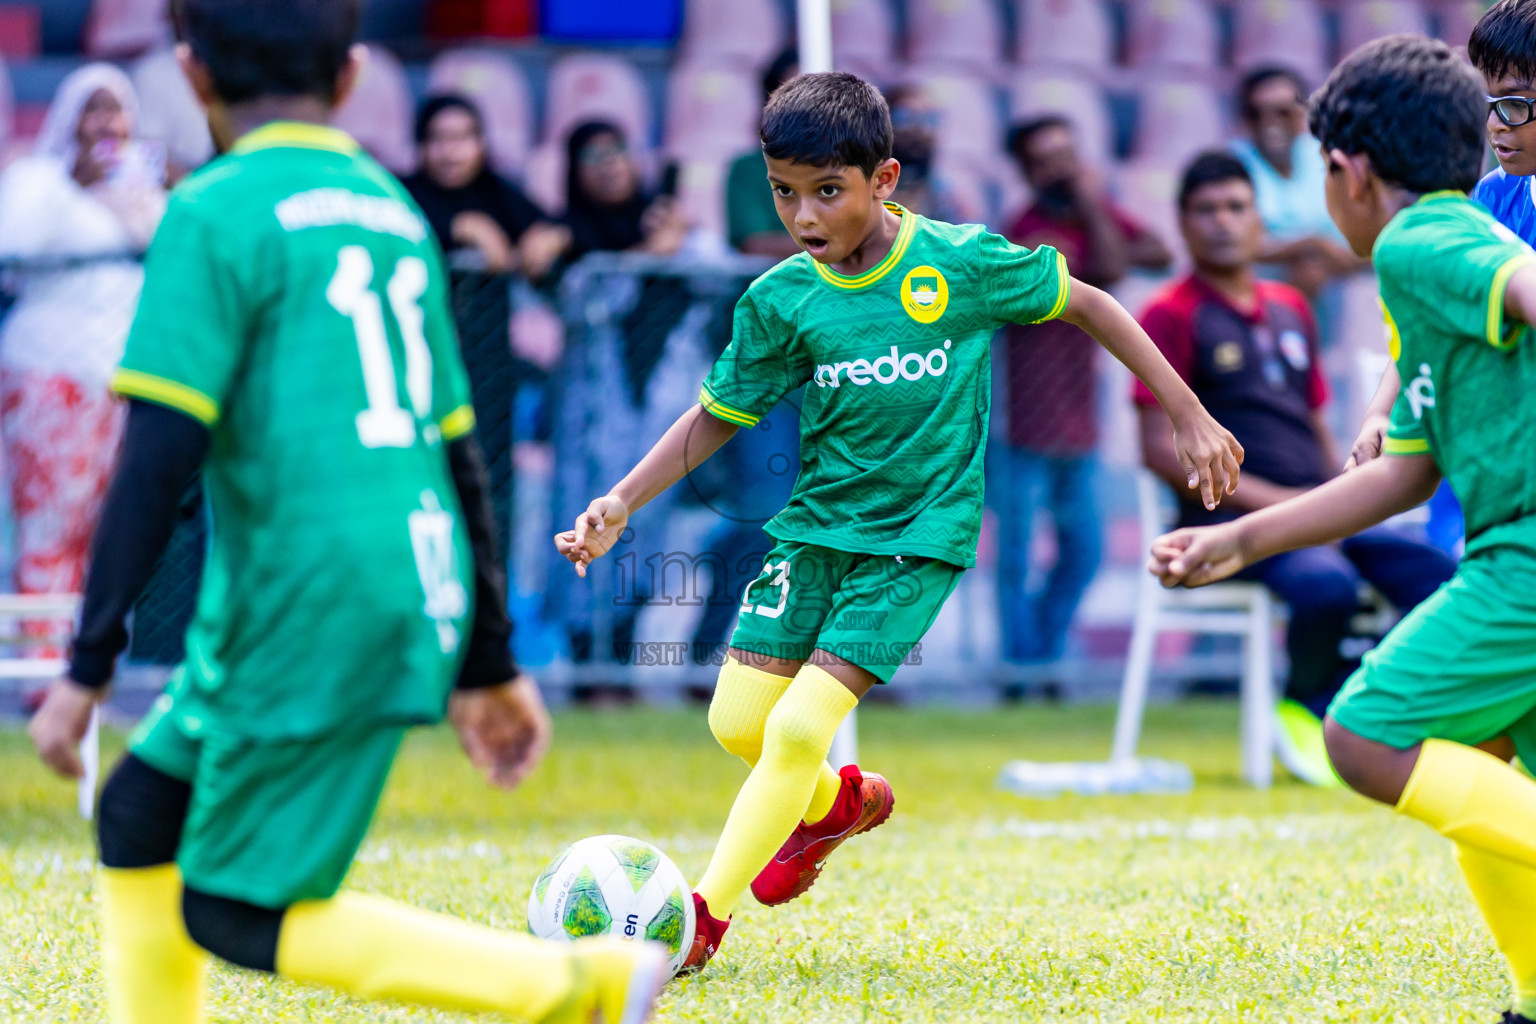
<box><xmin>0</xmin><ymin>63</ymin><xmax>167</xmax><ymax>618</ymax></box>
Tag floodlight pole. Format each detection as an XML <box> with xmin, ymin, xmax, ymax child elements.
<box><xmin>795</xmin><ymin>0</ymin><xmax>858</xmax><ymax>770</ymax></box>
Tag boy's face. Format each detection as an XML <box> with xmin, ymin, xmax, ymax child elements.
<box><xmin>1484</xmin><ymin>70</ymin><xmax>1536</xmax><ymax>178</ymax></box>
<box><xmin>764</xmin><ymin>155</ymin><xmax>899</xmax><ymax>263</ymax></box>
<box><xmin>1321</xmin><ymin>148</ymin><xmax>1379</xmax><ymax>258</ymax></box>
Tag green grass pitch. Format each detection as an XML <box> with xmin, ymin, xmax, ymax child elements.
<box><xmin>0</xmin><ymin>702</ymin><xmax>1508</xmax><ymax>1023</ymax></box>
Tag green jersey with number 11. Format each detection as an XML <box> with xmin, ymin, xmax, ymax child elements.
<box><xmin>113</xmin><ymin>122</ymin><xmax>475</xmax><ymax>740</ymax></box>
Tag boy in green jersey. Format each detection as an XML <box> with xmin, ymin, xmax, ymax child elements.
<box><xmin>25</xmin><ymin>1</ymin><xmax>668</xmax><ymax>1021</ymax></box>
<box><xmin>556</xmin><ymin>71</ymin><xmax>1245</xmax><ymax>971</ymax></box>
<box><xmin>1152</xmin><ymin>35</ymin><xmax>1536</xmax><ymax>1023</ymax></box>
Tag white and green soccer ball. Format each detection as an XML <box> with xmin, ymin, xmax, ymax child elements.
<box><xmin>527</xmin><ymin>834</ymin><xmax>696</xmax><ymax>978</ymax></box>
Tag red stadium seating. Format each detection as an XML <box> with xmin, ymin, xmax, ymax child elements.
<box><xmin>85</xmin><ymin>0</ymin><xmax>170</xmax><ymax>57</ymax></box>
<box><xmin>830</xmin><ymin>0</ymin><xmax>898</xmax><ymax>82</ymax></box>
<box><xmin>1234</xmin><ymin>0</ymin><xmax>1328</xmax><ymax>82</ymax></box>
<box><xmin>426</xmin><ymin>0</ymin><xmax>536</xmax><ymax>39</ymax></box>
<box><xmin>1133</xmin><ymin>76</ymin><xmax>1225</xmax><ymax>164</ymax></box>
<box><xmin>543</xmin><ymin>53</ymin><xmax>651</xmax><ymax>149</ymax></box>
<box><xmin>907</xmin><ymin>0</ymin><xmax>1006</xmax><ymax>78</ymax></box>
<box><xmin>677</xmin><ymin>0</ymin><xmax>785</xmax><ymax>70</ymax></box>
<box><xmin>1009</xmin><ymin>69</ymin><xmax>1113</xmax><ymax>168</ymax></box>
<box><xmin>1338</xmin><ymin>0</ymin><xmax>1430</xmax><ymax>60</ymax></box>
<box><xmin>0</xmin><ymin>5</ymin><xmax>40</xmax><ymax>59</ymax></box>
<box><xmin>427</xmin><ymin>48</ymin><xmax>535</xmax><ymax>176</ymax></box>
<box><xmin>1016</xmin><ymin>0</ymin><xmax>1114</xmax><ymax>74</ymax></box>
<box><xmin>664</xmin><ymin>62</ymin><xmax>759</xmax><ymax>160</ymax></box>
<box><xmin>1428</xmin><ymin>0</ymin><xmax>1481</xmax><ymax>47</ymax></box>
<box><xmin>330</xmin><ymin>44</ymin><xmax>415</xmax><ymax>174</ymax></box>
<box><xmin>1127</xmin><ymin>0</ymin><xmax>1220</xmax><ymax>73</ymax></box>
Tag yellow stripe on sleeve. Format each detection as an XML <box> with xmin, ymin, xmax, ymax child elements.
<box><xmin>1031</xmin><ymin>251</ymin><xmax>1073</xmax><ymax>323</ymax></box>
<box><xmin>440</xmin><ymin>404</ymin><xmax>477</xmax><ymax>441</ymax></box>
<box><xmin>1488</xmin><ymin>254</ymin><xmax>1536</xmax><ymax>349</ymax></box>
<box><xmin>111</xmin><ymin>369</ymin><xmax>219</xmax><ymax>425</ymax></box>
<box><xmin>698</xmin><ymin>386</ymin><xmax>760</xmax><ymax>427</ymax></box>
<box><xmin>1382</xmin><ymin>436</ymin><xmax>1431</xmax><ymax>455</ymax></box>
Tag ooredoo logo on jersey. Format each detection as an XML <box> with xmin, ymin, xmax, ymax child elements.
<box><xmin>814</xmin><ymin>340</ymin><xmax>952</xmax><ymax>389</ymax></box>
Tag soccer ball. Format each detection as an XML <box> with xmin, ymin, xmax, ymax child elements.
<box><xmin>527</xmin><ymin>834</ymin><xmax>696</xmax><ymax>978</ymax></box>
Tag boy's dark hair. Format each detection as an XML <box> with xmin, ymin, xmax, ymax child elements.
<box><xmin>1308</xmin><ymin>34</ymin><xmax>1485</xmax><ymax>195</ymax></box>
<box><xmin>761</xmin><ymin>49</ymin><xmax>799</xmax><ymax>106</ymax></box>
<box><xmin>1238</xmin><ymin>66</ymin><xmax>1307</xmax><ymax>117</ymax></box>
<box><xmin>172</xmin><ymin>0</ymin><xmax>361</xmax><ymax>105</ymax></box>
<box><xmin>1469</xmin><ymin>0</ymin><xmax>1536</xmax><ymax>84</ymax></box>
<box><xmin>760</xmin><ymin>72</ymin><xmax>892</xmax><ymax>177</ymax></box>
<box><xmin>1007</xmin><ymin>114</ymin><xmax>1071</xmax><ymax>161</ymax></box>
<box><xmin>1177</xmin><ymin>150</ymin><xmax>1254</xmax><ymax>211</ymax></box>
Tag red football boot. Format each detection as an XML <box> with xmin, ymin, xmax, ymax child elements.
<box><xmin>750</xmin><ymin>764</ymin><xmax>894</xmax><ymax>907</ymax></box>
<box><xmin>677</xmin><ymin>893</ymin><xmax>730</xmax><ymax>976</ymax></box>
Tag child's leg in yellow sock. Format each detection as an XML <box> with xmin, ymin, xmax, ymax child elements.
<box><xmin>99</xmin><ymin>865</ymin><xmax>208</xmax><ymax>1024</ymax></box>
<box><xmin>1455</xmin><ymin>844</ymin><xmax>1536</xmax><ymax>1019</ymax></box>
<box><xmin>694</xmin><ymin>664</ymin><xmax>858</xmax><ymax>916</ymax></box>
<box><xmin>708</xmin><ymin>656</ymin><xmax>843</xmax><ymax>824</ymax></box>
<box><xmin>1396</xmin><ymin>739</ymin><xmax>1536</xmax><ymax>867</ymax></box>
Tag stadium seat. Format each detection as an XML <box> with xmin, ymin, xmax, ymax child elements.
<box><xmin>1233</xmin><ymin>0</ymin><xmax>1327</xmax><ymax>83</ymax></box>
<box><xmin>543</xmin><ymin>53</ymin><xmax>652</xmax><ymax>151</ymax></box>
<box><xmin>1132</xmin><ymin>77</ymin><xmax>1225</xmax><ymax>165</ymax></box>
<box><xmin>1112</xmin><ymin>471</ymin><xmax>1278</xmax><ymax>787</ymax></box>
<box><xmin>85</xmin><ymin>0</ymin><xmax>172</xmax><ymax>57</ymax></box>
<box><xmin>0</xmin><ymin>55</ymin><xmax>11</xmax><ymax>158</ymax></box>
<box><xmin>907</xmin><ymin>0</ymin><xmax>1006</xmax><ymax>78</ymax></box>
<box><xmin>519</xmin><ymin>142</ymin><xmax>565</xmax><ymax>213</ymax></box>
<box><xmin>677</xmin><ymin>0</ymin><xmax>785</xmax><ymax>69</ymax></box>
<box><xmin>830</xmin><ymin>0</ymin><xmax>897</xmax><ymax>82</ymax></box>
<box><xmin>330</xmin><ymin>44</ymin><xmax>415</xmax><ymax>174</ymax></box>
<box><xmin>664</xmin><ymin>62</ymin><xmax>758</xmax><ymax>161</ymax></box>
<box><xmin>1126</xmin><ymin>0</ymin><xmax>1220</xmax><ymax>72</ymax></box>
<box><xmin>0</xmin><ymin>5</ymin><xmax>40</xmax><ymax>59</ymax></box>
<box><xmin>673</xmin><ymin>155</ymin><xmax>728</xmax><ymax>242</ymax></box>
<box><xmin>1112</xmin><ymin>159</ymin><xmax>1182</xmax><ymax>268</ymax></box>
<box><xmin>914</xmin><ymin>71</ymin><xmax>1006</xmax><ymax>162</ymax></box>
<box><xmin>1338</xmin><ymin>0</ymin><xmax>1430</xmax><ymax>58</ymax></box>
<box><xmin>427</xmin><ymin>48</ymin><xmax>535</xmax><ymax>176</ymax></box>
<box><xmin>1428</xmin><ymin>0</ymin><xmax>1480</xmax><ymax>47</ymax></box>
<box><xmin>131</xmin><ymin>47</ymin><xmax>214</xmax><ymax>170</ymax></box>
<box><xmin>1009</xmin><ymin>70</ymin><xmax>1114</xmax><ymax>167</ymax></box>
<box><xmin>1016</xmin><ymin>0</ymin><xmax>1114</xmax><ymax>73</ymax></box>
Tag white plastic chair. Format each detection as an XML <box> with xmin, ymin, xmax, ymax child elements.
<box><xmin>1110</xmin><ymin>471</ymin><xmax>1277</xmax><ymax>787</ymax></box>
<box><xmin>0</xmin><ymin>594</ymin><xmax>92</xmax><ymax>815</ymax></box>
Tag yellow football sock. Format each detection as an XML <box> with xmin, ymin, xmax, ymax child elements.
<box><xmin>695</xmin><ymin>664</ymin><xmax>858</xmax><ymax>917</ymax></box>
<box><xmin>708</xmin><ymin>656</ymin><xmax>844</xmax><ymax>824</ymax></box>
<box><xmin>98</xmin><ymin>865</ymin><xmax>208</xmax><ymax>1024</ymax></box>
<box><xmin>1455</xmin><ymin>844</ymin><xmax>1536</xmax><ymax>1019</ymax></box>
<box><xmin>1397</xmin><ymin>739</ymin><xmax>1536</xmax><ymax>867</ymax></box>
<box><xmin>275</xmin><ymin>891</ymin><xmax>578</xmax><ymax>1021</ymax></box>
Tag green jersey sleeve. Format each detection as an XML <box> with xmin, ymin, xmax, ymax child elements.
<box><xmin>112</xmin><ymin>199</ymin><xmax>247</xmax><ymax>425</ymax></box>
<box><xmin>700</xmin><ymin>289</ymin><xmax>810</xmax><ymax>428</ymax></box>
<box><xmin>1383</xmin><ymin>387</ymin><xmax>1430</xmax><ymax>456</ymax></box>
<box><xmin>977</xmin><ymin>230</ymin><xmax>1071</xmax><ymax>327</ymax></box>
<box><xmin>1399</xmin><ymin>224</ymin><xmax>1536</xmax><ymax>350</ymax></box>
<box><xmin>422</xmin><ymin>252</ymin><xmax>476</xmax><ymax>442</ymax></box>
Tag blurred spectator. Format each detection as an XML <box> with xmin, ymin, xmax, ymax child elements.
<box><xmin>885</xmin><ymin>83</ymin><xmax>965</xmax><ymax>223</ymax></box>
<box><xmin>402</xmin><ymin>94</ymin><xmax>567</xmax><ymax>279</ymax></box>
<box><xmin>725</xmin><ymin>49</ymin><xmax>800</xmax><ymax>260</ymax></box>
<box><xmin>563</xmin><ymin>120</ymin><xmax>688</xmax><ymax>260</ymax></box>
<box><xmin>0</xmin><ymin>64</ymin><xmax>167</xmax><ymax>665</ymax></box>
<box><xmin>1134</xmin><ymin>152</ymin><xmax>1454</xmax><ymax>784</ymax></box>
<box><xmin>1231</xmin><ymin>67</ymin><xmax>1362</xmax><ymax>298</ymax></box>
<box><xmin>992</xmin><ymin>115</ymin><xmax>1170</xmax><ymax>668</ymax></box>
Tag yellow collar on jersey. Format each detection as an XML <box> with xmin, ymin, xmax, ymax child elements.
<box><xmin>1416</xmin><ymin>190</ymin><xmax>1468</xmax><ymax>205</ymax></box>
<box><xmin>813</xmin><ymin>202</ymin><xmax>916</xmax><ymax>290</ymax></box>
<box><xmin>231</xmin><ymin>121</ymin><xmax>360</xmax><ymax>155</ymax></box>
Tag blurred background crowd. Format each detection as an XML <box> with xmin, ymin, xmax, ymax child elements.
<box><xmin>0</xmin><ymin>0</ymin><xmax>1484</xmax><ymax>714</ymax></box>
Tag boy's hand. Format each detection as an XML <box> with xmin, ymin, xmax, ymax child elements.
<box><xmin>554</xmin><ymin>495</ymin><xmax>630</xmax><ymax>578</ymax></box>
<box><xmin>1170</xmin><ymin>409</ymin><xmax>1244</xmax><ymax>511</ymax></box>
<box><xmin>449</xmin><ymin>674</ymin><xmax>552</xmax><ymax>790</ymax></box>
<box><xmin>1148</xmin><ymin>524</ymin><xmax>1249</xmax><ymax>588</ymax></box>
<box><xmin>29</xmin><ymin>678</ymin><xmax>102</xmax><ymax>780</ymax></box>
<box><xmin>1344</xmin><ymin>412</ymin><xmax>1391</xmax><ymax>471</ymax></box>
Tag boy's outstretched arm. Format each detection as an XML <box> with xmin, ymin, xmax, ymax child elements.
<box><xmin>1345</xmin><ymin>363</ymin><xmax>1400</xmax><ymax>470</ymax></box>
<box><xmin>1060</xmin><ymin>281</ymin><xmax>1244</xmax><ymax>510</ymax></box>
<box><xmin>1150</xmin><ymin>451</ymin><xmax>1441</xmax><ymax>588</ymax></box>
<box><xmin>555</xmin><ymin>403</ymin><xmax>739</xmax><ymax>576</ymax></box>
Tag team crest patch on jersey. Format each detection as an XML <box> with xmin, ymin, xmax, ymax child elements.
<box><xmin>1213</xmin><ymin>341</ymin><xmax>1245</xmax><ymax>373</ymax></box>
<box><xmin>901</xmin><ymin>265</ymin><xmax>949</xmax><ymax>324</ymax></box>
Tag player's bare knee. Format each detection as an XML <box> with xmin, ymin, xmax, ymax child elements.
<box><xmin>1323</xmin><ymin>717</ymin><xmax>1414</xmax><ymax>805</ymax></box>
<box><xmin>181</xmin><ymin>886</ymin><xmax>283</xmax><ymax>973</ymax></box>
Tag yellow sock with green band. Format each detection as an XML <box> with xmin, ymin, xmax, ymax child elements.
<box><xmin>708</xmin><ymin>656</ymin><xmax>845</xmax><ymax>824</ymax></box>
<box><xmin>1396</xmin><ymin>739</ymin><xmax>1536</xmax><ymax>867</ymax></box>
<box><xmin>275</xmin><ymin>892</ymin><xmax>579</xmax><ymax>1021</ymax></box>
<box><xmin>1455</xmin><ymin>844</ymin><xmax>1536</xmax><ymax>1019</ymax></box>
<box><xmin>695</xmin><ymin>664</ymin><xmax>859</xmax><ymax>917</ymax></box>
<box><xmin>99</xmin><ymin>865</ymin><xmax>209</xmax><ymax>1024</ymax></box>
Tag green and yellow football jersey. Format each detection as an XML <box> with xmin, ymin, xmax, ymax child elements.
<box><xmin>1377</xmin><ymin>191</ymin><xmax>1536</xmax><ymax>557</ymax></box>
<box><xmin>114</xmin><ymin>122</ymin><xmax>475</xmax><ymax>739</ymax></box>
<box><xmin>699</xmin><ymin>204</ymin><xmax>1069</xmax><ymax>568</ymax></box>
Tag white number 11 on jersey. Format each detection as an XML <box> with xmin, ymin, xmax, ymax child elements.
<box><xmin>327</xmin><ymin>245</ymin><xmax>434</xmax><ymax>449</ymax></box>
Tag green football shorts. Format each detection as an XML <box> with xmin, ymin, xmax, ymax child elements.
<box><xmin>129</xmin><ymin>684</ymin><xmax>405</xmax><ymax>909</ymax></box>
<box><xmin>728</xmin><ymin>539</ymin><xmax>965</xmax><ymax>683</ymax></box>
<box><xmin>1329</xmin><ymin>548</ymin><xmax>1536</xmax><ymax>765</ymax></box>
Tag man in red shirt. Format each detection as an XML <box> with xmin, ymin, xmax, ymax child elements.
<box><xmin>994</xmin><ymin>116</ymin><xmax>1171</xmax><ymax>669</ymax></box>
<box><xmin>1134</xmin><ymin>151</ymin><xmax>1455</xmax><ymax>783</ymax></box>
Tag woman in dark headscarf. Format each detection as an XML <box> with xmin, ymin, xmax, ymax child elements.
<box><xmin>402</xmin><ymin>93</ymin><xmax>565</xmax><ymax>275</ymax></box>
<box><xmin>562</xmin><ymin>120</ymin><xmax>687</xmax><ymax>260</ymax></box>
